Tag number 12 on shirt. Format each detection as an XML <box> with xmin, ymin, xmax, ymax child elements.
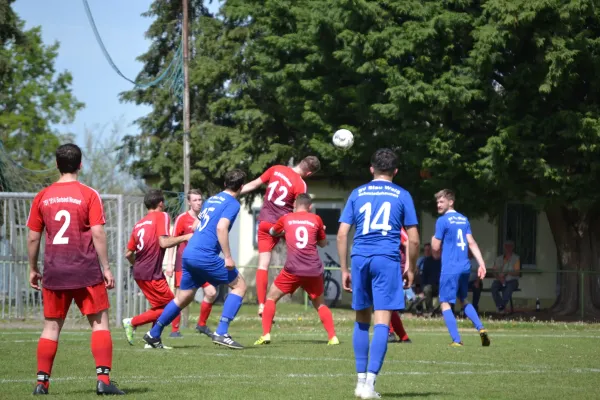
<box><xmin>359</xmin><ymin>201</ymin><xmax>392</xmax><ymax>236</ymax></box>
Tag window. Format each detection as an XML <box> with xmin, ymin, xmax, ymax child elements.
<box><xmin>313</xmin><ymin>202</ymin><xmax>343</xmax><ymax>235</ymax></box>
<box><xmin>498</xmin><ymin>203</ymin><xmax>537</xmax><ymax>268</ymax></box>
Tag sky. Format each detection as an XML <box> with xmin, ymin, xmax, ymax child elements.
<box><xmin>13</xmin><ymin>0</ymin><xmax>220</xmax><ymax>147</ymax></box>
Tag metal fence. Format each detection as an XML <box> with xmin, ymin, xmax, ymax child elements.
<box><xmin>0</xmin><ymin>192</ymin><xmax>162</xmax><ymax>327</ymax></box>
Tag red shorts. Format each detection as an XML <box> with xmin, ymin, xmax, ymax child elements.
<box><xmin>174</xmin><ymin>271</ymin><xmax>210</xmax><ymax>289</ymax></box>
<box><xmin>257</xmin><ymin>221</ymin><xmax>281</xmax><ymax>253</ymax></box>
<box><xmin>273</xmin><ymin>269</ymin><xmax>324</xmax><ymax>300</ymax></box>
<box><xmin>136</xmin><ymin>278</ymin><xmax>174</xmax><ymax>308</ymax></box>
<box><xmin>42</xmin><ymin>282</ymin><xmax>109</xmax><ymax>319</ymax></box>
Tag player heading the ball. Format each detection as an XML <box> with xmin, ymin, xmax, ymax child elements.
<box><xmin>27</xmin><ymin>143</ymin><xmax>124</xmax><ymax>395</ymax></box>
<box><xmin>430</xmin><ymin>189</ymin><xmax>490</xmax><ymax>347</ymax></box>
<box><xmin>240</xmin><ymin>156</ymin><xmax>321</xmax><ymax>316</ymax></box>
<box><xmin>337</xmin><ymin>148</ymin><xmax>420</xmax><ymax>399</ymax></box>
<box><xmin>144</xmin><ymin>169</ymin><xmax>248</xmax><ymax>350</ymax></box>
<box><xmin>254</xmin><ymin>193</ymin><xmax>339</xmax><ymax>346</ymax></box>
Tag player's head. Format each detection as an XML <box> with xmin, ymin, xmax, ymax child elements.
<box><xmin>187</xmin><ymin>189</ymin><xmax>203</xmax><ymax>213</ymax></box>
<box><xmin>144</xmin><ymin>189</ymin><xmax>165</xmax><ymax>211</ymax></box>
<box><xmin>297</xmin><ymin>156</ymin><xmax>321</xmax><ymax>178</ymax></box>
<box><xmin>224</xmin><ymin>169</ymin><xmax>246</xmax><ymax>195</ymax></box>
<box><xmin>370</xmin><ymin>148</ymin><xmax>398</xmax><ymax>178</ymax></box>
<box><xmin>435</xmin><ymin>189</ymin><xmax>455</xmax><ymax>214</ymax></box>
<box><xmin>423</xmin><ymin>242</ymin><xmax>432</xmax><ymax>257</ymax></box>
<box><xmin>294</xmin><ymin>193</ymin><xmax>313</xmax><ymax>212</ymax></box>
<box><xmin>55</xmin><ymin>143</ymin><xmax>82</xmax><ymax>175</ymax></box>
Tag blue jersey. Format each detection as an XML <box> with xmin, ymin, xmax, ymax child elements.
<box><xmin>339</xmin><ymin>180</ymin><xmax>418</xmax><ymax>259</ymax></box>
<box><xmin>434</xmin><ymin>210</ymin><xmax>471</xmax><ymax>273</ymax></box>
<box><xmin>183</xmin><ymin>191</ymin><xmax>240</xmax><ymax>259</ymax></box>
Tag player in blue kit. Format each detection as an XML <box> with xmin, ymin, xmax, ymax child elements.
<box><xmin>143</xmin><ymin>169</ymin><xmax>248</xmax><ymax>350</ymax></box>
<box><xmin>337</xmin><ymin>149</ymin><xmax>420</xmax><ymax>399</ymax></box>
<box><xmin>430</xmin><ymin>189</ymin><xmax>491</xmax><ymax>347</ymax></box>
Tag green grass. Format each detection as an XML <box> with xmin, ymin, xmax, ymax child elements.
<box><xmin>1</xmin><ymin>304</ymin><xmax>600</xmax><ymax>399</ymax></box>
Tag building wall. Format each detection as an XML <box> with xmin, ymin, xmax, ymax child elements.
<box><xmin>234</xmin><ymin>180</ymin><xmax>559</xmax><ymax>306</ymax></box>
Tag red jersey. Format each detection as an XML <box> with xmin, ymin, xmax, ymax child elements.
<box><xmin>127</xmin><ymin>211</ymin><xmax>170</xmax><ymax>281</ymax></box>
<box><xmin>172</xmin><ymin>211</ymin><xmax>197</xmax><ymax>272</ymax></box>
<box><xmin>258</xmin><ymin>165</ymin><xmax>307</xmax><ymax>224</ymax></box>
<box><xmin>273</xmin><ymin>211</ymin><xmax>326</xmax><ymax>277</ymax></box>
<box><xmin>27</xmin><ymin>181</ymin><xmax>105</xmax><ymax>290</ymax></box>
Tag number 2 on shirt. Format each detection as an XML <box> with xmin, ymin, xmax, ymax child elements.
<box><xmin>359</xmin><ymin>202</ymin><xmax>392</xmax><ymax>236</ymax></box>
<box><xmin>456</xmin><ymin>228</ymin><xmax>466</xmax><ymax>251</ymax></box>
<box><xmin>267</xmin><ymin>181</ymin><xmax>288</xmax><ymax>207</ymax></box>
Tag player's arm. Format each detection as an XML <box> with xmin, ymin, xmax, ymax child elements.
<box><xmin>405</xmin><ymin>226</ymin><xmax>419</xmax><ymax>286</ymax></box>
<box><xmin>217</xmin><ymin>217</ymin><xmax>236</xmax><ymax>269</ymax></box>
<box><xmin>166</xmin><ymin>219</ymin><xmax>181</xmax><ymax>276</ymax></box>
<box><xmin>337</xmin><ymin>222</ymin><xmax>352</xmax><ymax>291</ymax></box>
<box><xmin>91</xmin><ymin>225</ymin><xmax>115</xmax><ymax>289</ymax></box>
<box><xmin>125</xmin><ymin>249</ymin><xmax>135</xmax><ymax>266</ymax></box>
<box><xmin>239</xmin><ymin>177</ymin><xmax>264</xmax><ymax>195</ymax></box>
<box><xmin>27</xmin><ymin>230</ymin><xmax>43</xmax><ymax>290</ymax></box>
<box><xmin>466</xmin><ymin>234</ymin><xmax>487</xmax><ymax>279</ymax></box>
<box><xmin>158</xmin><ymin>234</ymin><xmax>193</xmax><ymax>249</ymax></box>
<box><xmin>317</xmin><ymin>223</ymin><xmax>327</xmax><ymax>248</ymax></box>
<box><xmin>269</xmin><ymin>217</ymin><xmax>285</xmax><ymax>237</ymax></box>
<box><xmin>431</xmin><ymin>218</ymin><xmax>444</xmax><ymax>259</ymax></box>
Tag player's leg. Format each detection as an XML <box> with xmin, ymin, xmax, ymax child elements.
<box><xmin>254</xmin><ymin>279</ymin><xmax>287</xmax><ymax>345</ymax></box>
<box><xmin>195</xmin><ymin>283</ymin><xmax>217</xmax><ymax>337</ymax></box>
<box><xmin>390</xmin><ymin>311</ymin><xmax>410</xmax><ymax>343</ymax></box>
<box><xmin>350</xmin><ymin>255</ymin><xmax>375</xmax><ymax>398</ymax></box>
<box><xmin>213</xmin><ymin>268</ymin><xmax>246</xmax><ymax>349</ymax></box>
<box><xmin>439</xmin><ymin>273</ymin><xmax>462</xmax><ymax>346</ymax></box>
<box><xmin>145</xmin><ymin>264</ymin><xmax>201</xmax><ymax>348</ymax></box>
<box><xmin>170</xmin><ymin>271</ymin><xmax>183</xmax><ymax>337</ymax></box>
<box><xmin>458</xmin><ymin>273</ymin><xmax>490</xmax><ymax>347</ymax></box>
<box><xmin>256</xmin><ymin>221</ymin><xmax>279</xmax><ymax>315</ymax></box>
<box><xmin>127</xmin><ymin>279</ymin><xmax>173</xmax><ymax>341</ymax></box>
<box><xmin>362</xmin><ymin>256</ymin><xmax>404</xmax><ymax>398</ymax></box>
<box><xmin>76</xmin><ymin>283</ymin><xmax>124</xmax><ymax>395</ymax></box>
<box><xmin>34</xmin><ymin>287</ymin><xmax>68</xmax><ymax>394</ymax></box>
<box><xmin>305</xmin><ymin>275</ymin><xmax>338</xmax><ymax>344</ymax></box>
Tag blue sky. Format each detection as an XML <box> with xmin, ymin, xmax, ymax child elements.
<box><xmin>13</xmin><ymin>0</ymin><xmax>220</xmax><ymax>146</ymax></box>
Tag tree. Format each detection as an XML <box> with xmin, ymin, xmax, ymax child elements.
<box><xmin>124</xmin><ymin>0</ymin><xmax>600</xmax><ymax>315</ymax></box>
<box><xmin>0</xmin><ymin>0</ymin><xmax>83</xmax><ymax>171</ymax></box>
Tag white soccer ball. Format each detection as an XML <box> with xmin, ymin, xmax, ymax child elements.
<box><xmin>332</xmin><ymin>129</ymin><xmax>354</xmax><ymax>149</ymax></box>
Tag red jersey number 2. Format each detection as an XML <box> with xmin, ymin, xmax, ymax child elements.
<box><xmin>52</xmin><ymin>210</ymin><xmax>71</xmax><ymax>245</ymax></box>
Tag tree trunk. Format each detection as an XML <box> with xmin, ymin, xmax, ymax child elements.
<box><xmin>545</xmin><ymin>205</ymin><xmax>600</xmax><ymax>317</ymax></box>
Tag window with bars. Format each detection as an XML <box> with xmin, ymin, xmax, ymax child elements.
<box><xmin>497</xmin><ymin>203</ymin><xmax>537</xmax><ymax>268</ymax></box>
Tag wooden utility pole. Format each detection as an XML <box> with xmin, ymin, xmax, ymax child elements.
<box><xmin>181</xmin><ymin>0</ymin><xmax>191</xmax><ymax>328</ymax></box>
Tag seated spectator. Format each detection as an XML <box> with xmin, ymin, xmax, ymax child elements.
<box><xmin>467</xmin><ymin>250</ymin><xmax>482</xmax><ymax>312</ymax></box>
<box><xmin>491</xmin><ymin>240</ymin><xmax>521</xmax><ymax>314</ymax></box>
<box><xmin>421</xmin><ymin>245</ymin><xmax>442</xmax><ymax>314</ymax></box>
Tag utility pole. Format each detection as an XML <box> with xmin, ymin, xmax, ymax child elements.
<box><xmin>181</xmin><ymin>0</ymin><xmax>191</xmax><ymax>328</ymax></box>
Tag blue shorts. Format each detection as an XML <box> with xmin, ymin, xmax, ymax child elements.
<box><xmin>180</xmin><ymin>257</ymin><xmax>239</xmax><ymax>291</ymax></box>
<box><xmin>351</xmin><ymin>255</ymin><xmax>404</xmax><ymax>311</ymax></box>
<box><xmin>439</xmin><ymin>272</ymin><xmax>470</xmax><ymax>303</ymax></box>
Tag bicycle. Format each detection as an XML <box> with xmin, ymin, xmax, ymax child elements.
<box><xmin>323</xmin><ymin>252</ymin><xmax>342</xmax><ymax>308</ymax></box>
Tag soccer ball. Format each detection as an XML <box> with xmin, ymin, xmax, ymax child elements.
<box><xmin>332</xmin><ymin>129</ymin><xmax>354</xmax><ymax>149</ymax></box>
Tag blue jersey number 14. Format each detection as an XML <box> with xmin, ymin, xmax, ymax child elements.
<box><xmin>359</xmin><ymin>201</ymin><xmax>392</xmax><ymax>236</ymax></box>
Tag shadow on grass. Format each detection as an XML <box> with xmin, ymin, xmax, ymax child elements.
<box><xmin>381</xmin><ymin>392</ymin><xmax>442</xmax><ymax>398</ymax></box>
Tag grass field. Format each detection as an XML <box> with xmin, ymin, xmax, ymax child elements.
<box><xmin>1</xmin><ymin>304</ymin><xmax>599</xmax><ymax>399</ymax></box>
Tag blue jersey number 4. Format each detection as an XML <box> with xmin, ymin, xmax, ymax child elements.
<box><xmin>457</xmin><ymin>228</ymin><xmax>466</xmax><ymax>251</ymax></box>
<box><xmin>359</xmin><ymin>201</ymin><xmax>392</xmax><ymax>236</ymax></box>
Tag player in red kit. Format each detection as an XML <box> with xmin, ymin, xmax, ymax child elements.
<box><xmin>27</xmin><ymin>144</ymin><xmax>124</xmax><ymax>395</ymax></box>
<box><xmin>388</xmin><ymin>227</ymin><xmax>412</xmax><ymax>343</ymax></box>
<box><xmin>121</xmin><ymin>190</ymin><xmax>192</xmax><ymax>347</ymax></box>
<box><xmin>254</xmin><ymin>194</ymin><xmax>338</xmax><ymax>345</ymax></box>
<box><xmin>240</xmin><ymin>156</ymin><xmax>321</xmax><ymax>316</ymax></box>
<box><xmin>166</xmin><ymin>189</ymin><xmax>217</xmax><ymax>338</ymax></box>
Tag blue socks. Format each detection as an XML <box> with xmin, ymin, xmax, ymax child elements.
<box><xmin>367</xmin><ymin>324</ymin><xmax>389</xmax><ymax>374</ymax></box>
<box><xmin>353</xmin><ymin>322</ymin><xmax>370</xmax><ymax>373</ymax></box>
<box><xmin>463</xmin><ymin>303</ymin><xmax>484</xmax><ymax>331</ymax></box>
<box><xmin>443</xmin><ymin>308</ymin><xmax>461</xmax><ymax>343</ymax></box>
<box><xmin>150</xmin><ymin>301</ymin><xmax>181</xmax><ymax>338</ymax></box>
<box><xmin>215</xmin><ymin>294</ymin><xmax>243</xmax><ymax>335</ymax></box>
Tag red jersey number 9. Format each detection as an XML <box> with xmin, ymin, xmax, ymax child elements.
<box><xmin>295</xmin><ymin>226</ymin><xmax>308</xmax><ymax>249</ymax></box>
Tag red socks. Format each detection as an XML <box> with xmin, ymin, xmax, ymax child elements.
<box><xmin>390</xmin><ymin>312</ymin><xmax>409</xmax><ymax>341</ymax></box>
<box><xmin>318</xmin><ymin>306</ymin><xmax>336</xmax><ymax>340</ymax></box>
<box><xmin>36</xmin><ymin>338</ymin><xmax>58</xmax><ymax>389</ymax></box>
<box><xmin>262</xmin><ymin>299</ymin><xmax>276</xmax><ymax>335</ymax></box>
<box><xmin>171</xmin><ymin>314</ymin><xmax>181</xmax><ymax>332</ymax></box>
<box><xmin>256</xmin><ymin>269</ymin><xmax>269</xmax><ymax>305</ymax></box>
<box><xmin>131</xmin><ymin>308</ymin><xmax>164</xmax><ymax>328</ymax></box>
<box><xmin>199</xmin><ymin>301</ymin><xmax>213</xmax><ymax>326</ymax></box>
<box><xmin>91</xmin><ymin>330</ymin><xmax>112</xmax><ymax>385</ymax></box>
